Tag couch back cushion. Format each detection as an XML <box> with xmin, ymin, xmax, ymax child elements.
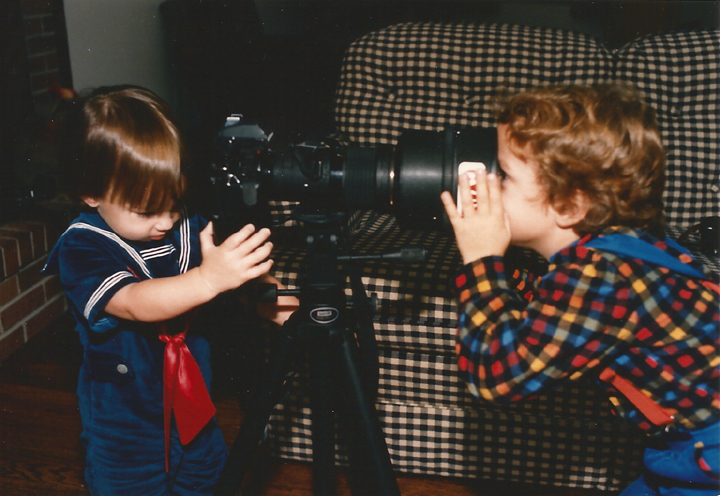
<box><xmin>334</xmin><ymin>22</ymin><xmax>614</xmax><ymax>146</ymax></box>
<box><xmin>615</xmin><ymin>30</ymin><xmax>720</xmax><ymax>229</ymax></box>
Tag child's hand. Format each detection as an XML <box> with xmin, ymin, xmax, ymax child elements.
<box><xmin>441</xmin><ymin>170</ymin><xmax>511</xmax><ymax>264</ymax></box>
<box><xmin>198</xmin><ymin>222</ymin><xmax>274</xmax><ymax>294</ymax></box>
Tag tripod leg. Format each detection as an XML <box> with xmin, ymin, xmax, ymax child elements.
<box><xmin>334</xmin><ymin>330</ymin><xmax>401</xmax><ymax>496</ymax></box>
<box><xmin>214</xmin><ymin>326</ymin><xmax>297</xmax><ymax>496</ymax></box>
<box><xmin>308</xmin><ymin>333</ymin><xmax>337</xmax><ymax>496</ymax></box>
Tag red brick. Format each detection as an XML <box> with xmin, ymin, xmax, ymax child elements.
<box><xmin>45</xmin><ymin>52</ymin><xmax>58</xmax><ymax>71</ymax></box>
<box><xmin>41</xmin><ymin>14</ymin><xmax>56</xmax><ymax>33</ymax></box>
<box><xmin>0</xmin><ymin>229</ymin><xmax>32</xmax><ymax>267</ymax></box>
<box><xmin>0</xmin><ymin>237</ymin><xmax>20</xmax><ymax>279</ymax></box>
<box><xmin>0</xmin><ymin>276</ymin><xmax>19</xmax><ymax>307</ymax></box>
<box><xmin>0</xmin><ymin>286</ymin><xmax>46</xmax><ymax>331</ymax></box>
<box><xmin>25</xmin><ymin>296</ymin><xmax>66</xmax><ymax>341</ymax></box>
<box><xmin>0</xmin><ymin>328</ymin><xmax>25</xmax><ymax>363</ymax></box>
<box><xmin>27</xmin><ymin>53</ymin><xmax>48</xmax><ymax>74</ymax></box>
<box><xmin>24</xmin><ymin>17</ymin><xmax>43</xmax><ymax>36</ymax></box>
<box><xmin>18</xmin><ymin>258</ymin><xmax>47</xmax><ymax>292</ymax></box>
<box><xmin>26</xmin><ymin>33</ymin><xmax>56</xmax><ymax>55</ymax></box>
<box><xmin>31</xmin><ymin>70</ymin><xmax>60</xmax><ymax>93</ymax></box>
<box><xmin>4</xmin><ymin>221</ymin><xmax>47</xmax><ymax>257</ymax></box>
<box><xmin>43</xmin><ymin>274</ymin><xmax>63</xmax><ymax>299</ymax></box>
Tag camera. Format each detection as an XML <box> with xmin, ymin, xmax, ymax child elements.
<box><xmin>208</xmin><ymin>115</ymin><xmax>498</xmax><ymax>237</ymax></box>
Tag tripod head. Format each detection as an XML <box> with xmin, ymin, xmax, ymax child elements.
<box><xmin>256</xmin><ymin>205</ymin><xmax>427</xmax><ymax>330</ymax></box>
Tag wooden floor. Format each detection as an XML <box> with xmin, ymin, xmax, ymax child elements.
<box><xmin>0</xmin><ymin>313</ymin><xmax>617</xmax><ymax>496</ymax></box>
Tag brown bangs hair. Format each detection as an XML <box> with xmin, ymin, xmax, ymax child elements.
<box><xmin>496</xmin><ymin>84</ymin><xmax>666</xmax><ymax>237</ymax></box>
<box><xmin>70</xmin><ymin>85</ymin><xmax>187</xmax><ymax>212</ymax></box>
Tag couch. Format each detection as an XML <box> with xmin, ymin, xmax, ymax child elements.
<box><xmin>260</xmin><ymin>23</ymin><xmax>719</xmax><ymax>492</ymax></box>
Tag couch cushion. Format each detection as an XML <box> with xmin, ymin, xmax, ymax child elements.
<box><xmin>265</xmin><ymin>350</ymin><xmax>646</xmax><ymax>490</ymax></box>
<box><xmin>615</xmin><ymin>30</ymin><xmax>720</xmax><ymax>229</ymax></box>
<box><xmin>335</xmin><ymin>22</ymin><xmax>615</xmax><ymax>145</ymax></box>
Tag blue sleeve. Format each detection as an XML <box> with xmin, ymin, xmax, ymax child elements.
<box><xmin>56</xmin><ymin>231</ymin><xmax>141</xmax><ymax>333</ymax></box>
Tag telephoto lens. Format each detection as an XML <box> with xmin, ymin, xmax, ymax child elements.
<box><xmin>210</xmin><ymin>116</ymin><xmax>499</xmax><ymax>233</ymax></box>
<box><xmin>272</xmin><ymin>127</ymin><xmax>499</xmax><ymax>231</ymax></box>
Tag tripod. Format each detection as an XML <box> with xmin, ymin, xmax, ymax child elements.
<box><xmin>215</xmin><ymin>208</ymin><xmax>424</xmax><ymax>496</ymax></box>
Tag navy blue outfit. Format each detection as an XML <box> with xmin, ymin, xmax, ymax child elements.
<box><xmin>43</xmin><ymin>209</ymin><xmax>228</xmax><ymax>496</ymax></box>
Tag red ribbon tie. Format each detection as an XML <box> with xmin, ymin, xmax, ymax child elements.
<box><xmin>159</xmin><ymin>320</ymin><xmax>216</xmax><ymax>472</ymax></box>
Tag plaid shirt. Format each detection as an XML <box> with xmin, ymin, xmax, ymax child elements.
<box><xmin>454</xmin><ymin>226</ymin><xmax>719</xmax><ymax>432</ymax></box>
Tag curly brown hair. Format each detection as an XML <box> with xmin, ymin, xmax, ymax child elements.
<box><xmin>496</xmin><ymin>83</ymin><xmax>666</xmax><ymax>237</ymax></box>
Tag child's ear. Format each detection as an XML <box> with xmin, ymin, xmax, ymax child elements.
<box><xmin>555</xmin><ymin>190</ymin><xmax>590</xmax><ymax>229</ymax></box>
<box><xmin>82</xmin><ymin>196</ymin><xmax>100</xmax><ymax>208</ymax></box>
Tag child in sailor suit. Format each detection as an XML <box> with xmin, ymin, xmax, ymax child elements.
<box><xmin>43</xmin><ymin>85</ymin><xmax>296</xmax><ymax>495</ymax></box>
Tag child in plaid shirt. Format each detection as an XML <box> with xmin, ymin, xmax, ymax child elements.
<box><xmin>441</xmin><ymin>84</ymin><xmax>719</xmax><ymax>496</ymax></box>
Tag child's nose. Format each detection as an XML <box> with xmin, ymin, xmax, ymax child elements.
<box><xmin>157</xmin><ymin>212</ymin><xmax>178</xmax><ymax>230</ymax></box>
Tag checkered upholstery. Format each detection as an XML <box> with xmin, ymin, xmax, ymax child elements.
<box><xmin>334</xmin><ymin>22</ymin><xmax>614</xmax><ymax>145</ymax></box>
<box><xmin>263</xmin><ymin>22</ymin><xmax>718</xmax><ymax>491</ymax></box>
<box><xmin>615</xmin><ymin>30</ymin><xmax>720</xmax><ymax>230</ymax></box>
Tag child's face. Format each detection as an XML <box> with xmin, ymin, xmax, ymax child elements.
<box><xmin>84</xmin><ymin>196</ymin><xmax>181</xmax><ymax>242</ymax></box>
<box><xmin>497</xmin><ymin>124</ymin><xmax>578</xmax><ymax>259</ymax></box>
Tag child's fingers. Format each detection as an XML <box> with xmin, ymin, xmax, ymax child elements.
<box><xmin>242</xmin><ymin>258</ymin><xmax>274</xmax><ymax>281</ymax></box>
<box><xmin>223</xmin><ymin>224</ymin><xmax>259</xmax><ymax>249</ymax></box>
<box><xmin>199</xmin><ymin>222</ymin><xmax>214</xmax><ymax>250</ymax></box>
<box><xmin>253</xmin><ymin>241</ymin><xmax>274</xmax><ymax>262</ymax></box>
<box><xmin>441</xmin><ymin>191</ymin><xmax>460</xmax><ymax>222</ymax></box>
<box><xmin>457</xmin><ymin>172</ymin><xmax>477</xmax><ymax>215</ymax></box>
<box><xmin>473</xmin><ymin>170</ymin><xmax>490</xmax><ymax>214</ymax></box>
<box><xmin>486</xmin><ymin>173</ymin><xmax>503</xmax><ymax>214</ymax></box>
<box><xmin>235</xmin><ymin>239</ymin><xmax>274</xmax><ymax>269</ymax></box>
<box><xmin>233</xmin><ymin>228</ymin><xmax>272</xmax><ymax>257</ymax></box>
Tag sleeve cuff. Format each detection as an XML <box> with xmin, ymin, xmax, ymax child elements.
<box><xmin>84</xmin><ymin>271</ymin><xmax>138</xmax><ymax>333</ymax></box>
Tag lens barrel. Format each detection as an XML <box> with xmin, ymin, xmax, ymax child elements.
<box><xmin>342</xmin><ymin>144</ymin><xmax>394</xmax><ymax>210</ymax></box>
<box><xmin>395</xmin><ymin>127</ymin><xmax>498</xmax><ymax>230</ymax></box>
<box><xmin>272</xmin><ymin>127</ymin><xmax>498</xmax><ymax>231</ymax></box>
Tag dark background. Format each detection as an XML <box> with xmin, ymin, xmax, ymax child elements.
<box><xmin>157</xmin><ymin>0</ymin><xmax>720</xmax><ymax>159</ymax></box>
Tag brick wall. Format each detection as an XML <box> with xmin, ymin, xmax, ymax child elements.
<box><xmin>21</xmin><ymin>0</ymin><xmax>66</xmax><ymax>97</ymax></box>
<box><xmin>0</xmin><ymin>221</ymin><xmax>67</xmax><ymax>362</ymax></box>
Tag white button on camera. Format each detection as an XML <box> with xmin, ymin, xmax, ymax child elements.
<box><xmin>117</xmin><ymin>364</ymin><xmax>128</xmax><ymax>374</ymax></box>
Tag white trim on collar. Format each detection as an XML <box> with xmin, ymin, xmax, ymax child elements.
<box><xmin>178</xmin><ymin>207</ymin><xmax>191</xmax><ymax>274</ymax></box>
<box><xmin>140</xmin><ymin>245</ymin><xmax>176</xmax><ymax>260</ymax></box>
<box><xmin>66</xmin><ymin>223</ymin><xmax>152</xmax><ymax>278</ymax></box>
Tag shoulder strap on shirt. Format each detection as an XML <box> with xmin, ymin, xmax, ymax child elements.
<box><xmin>585</xmin><ymin>233</ymin><xmax>708</xmax><ymax>280</ymax></box>
<box><xmin>600</xmin><ymin>368</ymin><xmax>675</xmax><ymax>426</ymax></box>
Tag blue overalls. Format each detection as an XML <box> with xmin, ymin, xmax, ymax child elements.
<box><xmin>43</xmin><ymin>210</ymin><xmax>228</xmax><ymax>495</ymax></box>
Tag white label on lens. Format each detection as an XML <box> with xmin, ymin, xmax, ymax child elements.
<box><xmin>457</xmin><ymin>162</ymin><xmax>485</xmax><ymax>215</ymax></box>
